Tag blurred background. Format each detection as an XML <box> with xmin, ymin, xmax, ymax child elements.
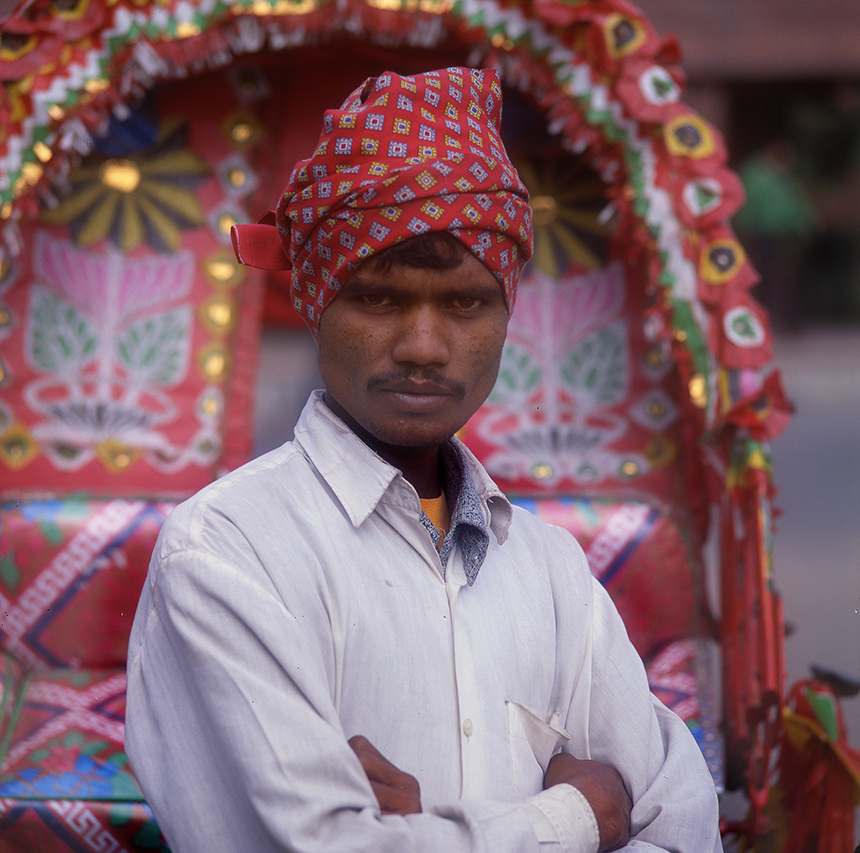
<box><xmin>634</xmin><ymin>0</ymin><xmax>860</xmax><ymax>755</ymax></box>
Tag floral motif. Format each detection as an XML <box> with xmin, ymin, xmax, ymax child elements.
<box><xmin>18</xmin><ymin>232</ymin><xmax>211</xmax><ymax>473</ymax></box>
<box><xmin>474</xmin><ymin>263</ymin><xmax>658</xmax><ymax>489</ymax></box>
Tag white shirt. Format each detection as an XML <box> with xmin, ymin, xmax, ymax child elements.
<box><xmin>126</xmin><ymin>391</ymin><xmax>721</xmax><ymax>853</ymax></box>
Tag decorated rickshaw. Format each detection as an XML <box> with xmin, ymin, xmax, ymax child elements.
<box><xmin>0</xmin><ymin>0</ymin><xmax>802</xmax><ymax>848</ymax></box>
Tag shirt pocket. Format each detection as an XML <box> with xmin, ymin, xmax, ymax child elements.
<box><xmin>506</xmin><ymin>700</ymin><xmax>570</xmax><ymax>801</ymax></box>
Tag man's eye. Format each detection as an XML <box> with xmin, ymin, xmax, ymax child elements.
<box><xmin>361</xmin><ymin>294</ymin><xmax>394</xmax><ymax>307</ymax></box>
<box><xmin>451</xmin><ymin>297</ymin><xmax>481</xmax><ymax>311</ymax></box>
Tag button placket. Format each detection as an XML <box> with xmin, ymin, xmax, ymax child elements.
<box><xmin>445</xmin><ymin>547</ymin><xmax>487</xmax><ymax>799</ymax></box>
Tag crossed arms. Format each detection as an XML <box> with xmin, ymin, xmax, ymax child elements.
<box><xmin>349</xmin><ymin>735</ymin><xmax>633</xmax><ymax>851</ymax></box>
<box><xmin>126</xmin><ymin>489</ymin><xmax>722</xmax><ymax>853</ymax></box>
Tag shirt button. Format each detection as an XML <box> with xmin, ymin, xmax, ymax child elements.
<box><xmin>462</xmin><ymin>718</ymin><xmax>473</xmax><ymax>737</ymax></box>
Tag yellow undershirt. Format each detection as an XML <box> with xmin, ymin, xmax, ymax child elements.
<box><xmin>420</xmin><ymin>492</ymin><xmax>451</xmax><ymax>547</ymax></box>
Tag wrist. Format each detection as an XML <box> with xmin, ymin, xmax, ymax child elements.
<box><xmin>526</xmin><ymin>784</ymin><xmax>600</xmax><ymax>853</ymax></box>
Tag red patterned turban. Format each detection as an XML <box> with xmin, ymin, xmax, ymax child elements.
<box><xmin>231</xmin><ymin>66</ymin><xmax>533</xmax><ymax>335</ymax></box>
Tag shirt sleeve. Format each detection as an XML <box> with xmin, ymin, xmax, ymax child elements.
<box><xmin>525</xmin><ymin>784</ymin><xmax>600</xmax><ymax>853</ymax></box>
<box><xmin>126</xmin><ymin>546</ymin><xmax>547</xmax><ymax>853</ymax></box>
<box><xmin>565</xmin><ymin>577</ymin><xmax>723</xmax><ymax>853</ymax></box>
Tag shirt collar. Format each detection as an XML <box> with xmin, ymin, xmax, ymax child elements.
<box><xmin>436</xmin><ymin>442</ymin><xmax>491</xmax><ymax>585</ymax></box>
<box><xmin>292</xmin><ymin>391</ymin><xmax>512</xmax><ymax>550</ymax></box>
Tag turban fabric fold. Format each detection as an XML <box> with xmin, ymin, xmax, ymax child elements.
<box><xmin>231</xmin><ymin>66</ymin><xmax>533</xmax><ymax>334</ymax></box>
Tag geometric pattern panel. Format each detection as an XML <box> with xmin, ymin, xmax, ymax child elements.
<box><xmin>0</xmin><ymin>655</ymin><xmax>26</xmax><ymax>738</ymax></box>
<box><xmin>0</xmin><ymin>668</ymin><xmax>169</xmax><ymax>849</ymax></box>
<box><xmin>0</xmin><ymin>800</ymin><xmax>164</xmax><ymax>853</ymax></box>
<box><xmin>511</xmin><ymin>496</ymin><xmax>704</xmax><ymax>661</ymax></box>
<box><xmin>0</xmin><ymin>668</ymin><xmax>134</xmax><ymax>793</ymax></box>
<box><xmin>0</xmin><ymin>500</ymin><xmax>174</xmax><ymax>670</ymax></box>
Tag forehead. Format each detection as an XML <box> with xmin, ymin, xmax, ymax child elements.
<box><xmin>344</xmin><ymin>251</ymin><xmax>504</xmax><ymax>295</ymax></box>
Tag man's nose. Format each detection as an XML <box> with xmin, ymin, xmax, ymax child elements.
<box><xmin>391</xmin><ymin>305</ymin><xmax>451</xmax><ymax>366</ymax></box>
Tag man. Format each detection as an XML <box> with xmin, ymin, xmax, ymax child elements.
<box><xmin>126</xmin><ymin>67</ymin><xmax>721</xmax><ymax>853</ymax></box>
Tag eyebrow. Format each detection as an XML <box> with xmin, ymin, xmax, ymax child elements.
<box><xmin>342</xmin><ymin>274</ymin><xmax>504</xmax><ymax>300</ymax></box>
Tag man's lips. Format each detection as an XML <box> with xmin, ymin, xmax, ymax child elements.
<box><xmin>376</xmin><ymin>380</ymin><xmax>462</xmax><ymax>411</ymax></box>
<box><xmin>384</xmin><ymin>381</ymin><xmax>453</xmax><ymax>396</ymax></box>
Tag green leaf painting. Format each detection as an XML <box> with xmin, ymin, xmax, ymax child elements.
<box><xmin>28</xmin><ymin>286</ymin><xmax>98</xmax><ymax>372</ymax></box>
<box><xmin>117</xmin><ymin>307</ymin><xmax>190</xmax><ymax>385</ymax></box>
<box><xmin>559</xmin><ymin>322</ymin><xmax>627</xmax><ymax>405</ymax></box>
<box><xmin>488</xmin><ymin>341</ymin><xmax>542</xmax><ymax>404</ymax></box>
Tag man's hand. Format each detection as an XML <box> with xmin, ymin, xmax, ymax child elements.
<box><xmin>544</xmin><ymin>751</ymin><xmax>632</xmax><ymax>852</ymax></box>
<box><xmin>348</xmin><ymin>735</ymin><xmax>422</xmax><ymax>816</ymax></box>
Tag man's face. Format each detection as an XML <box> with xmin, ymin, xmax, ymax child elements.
<box><xmin>317</xmin><ymin>251</ymin><xmax>509</xmax><ymax>451</ymax></box>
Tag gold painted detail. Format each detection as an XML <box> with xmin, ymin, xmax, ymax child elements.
<box><xmin>0</xmin><ymin>423</ymin><xmax>38</xmax><ymax>470</ymax></box>
<box><xmin>234</xmin><ymin>0</ymin><xmax>321</xmax><ymax>15</ymax></box>
<box><xmin>365</xmin><ymin>0</ymin><xmax>451</xmax><ymax>12</ymax></box>
<box><xmin>13</xmin><ymin>162</ymin><xmax>44</xmax><ymax>198</ymax></box>
<box><xmin>644</xmin><ymin>346</ymin><xmax>666</xmax><ymax>368</ymax></box>
<box><xmin>52</xmin><ymin>0</ymin><xmax>91</xmax><ymax>20</ymax></box>
<box><xmin>700</xmin><ymin>239</ymin><xmax>745</xmax><ymax>285</ymax></box>
<box><xmin>620</xmin><ymin>460</ymin><xmax>640</xmax><ymax>477</ymax></box>
<box><xmin>200</xmin><ymin>296</ymin><xmax>237</xmax><ymax>334</ymax></box>
<box><xmin>217</xmin><ymin>212</ymin><xmax>239</xmax><ymax>235</ymax></box>
<box><xmin>0</xmin><ymin>33</ymin><xmax>37</xmax><ymax>61</ymax></box>
<box><xmin>664</xmin><ymin>114</ymin><xmax>717</xmax><ymax>160</ymax></box>
<box><xmin>227</xmin><ymin>167</ymin><xmax>247</xmax><ymax>188</ymax></box>
<box><xmin>226</xmin><ymin>114</ymin><xmax>262</xmax><ymax>147</ymax></box>
<box><xmin>33</xmin><ymin>141</ymin><xmax>53</xmax><ymax>163</ymax></box>
<box><xmin>514</xmin><ymin>155</ymin><xmax>609</xmax><ymax>277</ymax></box>
<box><xmin>175</xmin><ymin>21</ymin><xmax>201</xmax><ymax>38</ymax></box>
<box><xmin>645</xmin><ymin>436</ymin><xmax>677</xmax><ymax>468</ymax></box>
<box><xmin>606</xmin><ymin>13</ymin><xmax>646</xmax><ymax>58</ymax></box>
<box><xmin>645</xmin><ymin>398</ymin><xmax>666</xmax><ymax>419</ymax></box>
<box><xmin>95</xmin><ymin>438</ymin><xmax>139</xmax><ymax>472</ymax></box>
<box><xmin>531</xmin><ymin>463</ymin><xmax>553</xmax><ymax>480</ymax></box>
<box><xmin>83</xmin><ymin>78</ymin><xmax>109</xmax><ymax>95</ymax></box>
<box><xmin>531</xmin><ymin>195</ymin><xmax>558</xmax><ymax>227</ymax></box>
<box><xmin>204</xmin><ymin>249</ymin><xmax>246</xmax><ymax>287</ymax></box>
<box><xmin>199</xmin><ymin>389</ymin><xmax>223</xmax><ymax>420</ymax></box>
<box><xmin>40</xmin><ymin>117</ymin><xmax>208</xmax><ymax>253</ymax></box>
<box><xmin>688</xmin><ymin>374</ymin><xmax>707</xmax><ymax>409</ymax></box>
<box><xmin>199</xmin><ymin>342</ymin><xmax>231</xmax><ymax>381</ymax></box>
<box><xmin>100</xmin><ymin>159</ymin><xmax>142</xmax><ymax>193</ymax></box>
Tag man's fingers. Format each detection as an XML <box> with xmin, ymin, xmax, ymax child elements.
<box><xmin>349</xmin><ymin>736</ymin><xmax>412</xmax><ymax>784</ymax></box>
<box><xmin>369</xmin><ymin>780</ymin><xmax>422</xmax><ymax>815</ymax></box>
<box><xmin>348</xmin><ymin>735</ymin><xmax>422</xmax><ymax>815</ymax></box>
<box><xmin>544</xmin><ymin>752</ymin><xmax>632</xmax><ymax>852</ymax></box>
<box><xmin>348</xmin><ymin>734</ymin><xmax>379</xmax><ymax>760</ymax></box>
<box><xmin>349</xmin><ymin>735</ymin><xmax>389</xmax><ymax>776</ymax></box>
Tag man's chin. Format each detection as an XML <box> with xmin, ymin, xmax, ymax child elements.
<box><xmin>369</xmin><ymin>426</ymin><xmax>458</xmax><ymax>451</ymax></box>
<box><xmin>360</xmin><ymin>412</ymin><xmax>470</xmax><ymax>451</ymax></box>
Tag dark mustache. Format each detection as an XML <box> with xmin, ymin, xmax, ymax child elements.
<box><xmin>368</xmin><ymin>370</ymin><xmax>465</xmax><ymax>397</ymax></box>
